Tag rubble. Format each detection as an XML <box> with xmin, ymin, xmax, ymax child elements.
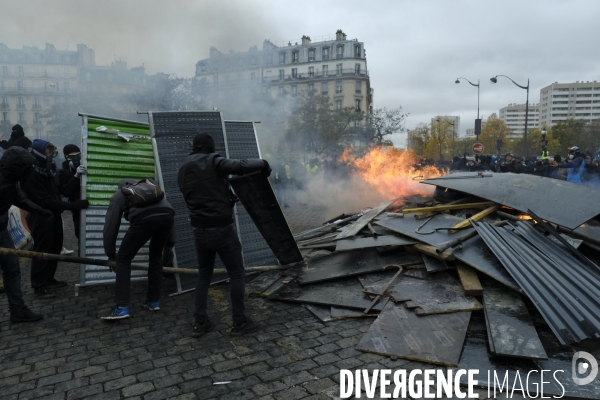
<box><xmin>243</xmin><ymin>171</ymin><xmax>600</xmax><ymax>397</ymax></box>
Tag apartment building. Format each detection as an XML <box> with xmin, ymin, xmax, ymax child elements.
<box><xmin>539</xmin><ymin>81</ymin><xmax>600</xmax><ymax>128</ymax></box>
<box><xmin>498</xmin><ymin>103</ymin><xmax>540</xmax><ymax>138</ymax></box>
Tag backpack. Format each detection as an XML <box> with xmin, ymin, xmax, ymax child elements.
<box><xmin>121</xmin><ymin>178</ymin><xmax>165</xmax><ymax>215</ymax></box>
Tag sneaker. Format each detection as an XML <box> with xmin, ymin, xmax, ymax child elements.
<box><xmin>60</xmin><ymin>247</ymin><xmax>74</xmax><ymax>256</ymax></box>
<box><xmin>101</xmin><ymin>306</ymin><xmax>130</xmax><ymax>320</ymax></box>
<box><xmin>142</xmin><ymin>301</ymin><xmax>160</xmax><ymax>311</ymax></box>
<box><xmin>230</xmin><ymin>317</ymin><xmax>259</xmax><ymax>337</ymax></box>
<box><xmin>192</xmin><ymin>319</ymin><xmax>216</xmax><ymax>338</ymax></box>
<box><xmin>10</xmin><ymin>306</ymin><xmax>43</xmax><ymax>323</ymax></box>
<box><xmin>33</xmin><ymin>288</ymin><xmax>55</xmax><ymax>299</ymax></box>
<box><xmin>47</xmin><ymin>279</ymin><xmax>68</xmax><ymax>289</ymax></box>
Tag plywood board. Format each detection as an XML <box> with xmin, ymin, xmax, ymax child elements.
<box><xmin>335</xmin><ymin>235</ymin><xmax>416</xmax><ymax>252</ymax></box>
<box><xmin>355</xmin><ymin>301</ymin><xmax>471</xmax><ymax>366</ymax></box>
<box><xmin>455</xmin><ymin>262</ymin><xmax>483</xmax><ymax>296</ymax></box>
<box><xmin>483</xmin><ymin>282</ymin><xmax>547</xmax><ymax>360</ymax></box>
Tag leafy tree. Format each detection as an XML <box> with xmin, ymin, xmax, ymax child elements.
<box><xmin>407</xmin><ymin>124</ymin><xmax>430</xmax><ymax>156</ymax></box>
<box><xmin>425</xmin><ymin>116</ymin><xmax>456</xmax><ymax>160</ymax></box>
<box><xmin>548</xmin><ymin>118</ymin><xmax>587</xmax><ymax>153</ymax></box>
<box><xmin>479</xmin><ymin>113</ymin><xmax>511</xmax><ymax>156</ymax></box>
<box><xmin>511</xmin><ymin>128</ymin><xmax>561</xmax><ymax>158</ymax></box>
<box><xmin>368</xmin><ymin>106</ymin><xmax>409</xmax><ymax>146</ymax></box>
<box><xmin>455</xmin><ymin>136</ymin><xmax>478</xmax><ymax>157</ymax></box>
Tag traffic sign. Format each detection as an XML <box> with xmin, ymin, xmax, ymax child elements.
<box><xmin>473</xmin><ymin>143</ymin><xmax>484</xmax><ymax>154</ymax></box>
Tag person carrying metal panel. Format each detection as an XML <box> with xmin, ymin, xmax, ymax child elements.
<box><xmin>0</xmin><ymin>147</ymin><xmax>53</xmax><ymax>321</ymax></box>
<box><xmin>178</xmin><ymin>132</ymin><xmax>271</xmax><ymax>338</ymax></box>
<box><xmin>20</xmin><ymin>140</ymin><xmax>90</xmax><ymax>299</ymax></box>
<box><xmin>101</xmin><ymin>178</ymin><xmax>175</xmax><ymax>320</ymax></box>
<box><xmin>57</xmin><ymin>144</ymin><xmax>87</xmax><ymax>240</ymax></box>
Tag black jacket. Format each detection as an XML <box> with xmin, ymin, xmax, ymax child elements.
<box><xmin>178</xmin><ymin>151</ymin><xmax>265</xmax><ymax>228</ymax></box>
<box><xmin>58</xmin><ymin>160</ymin><xmax>81</xmax><ymax>202</ymax></box>
<box><xmin>21</xmin><ymin>169</ymin><xmax>80</xmax><ymax>215</ymax></box>
<box><xmin>0</xmin><ymin>131</ymin><xmax>25</xmax><ymax>149</ymax></box>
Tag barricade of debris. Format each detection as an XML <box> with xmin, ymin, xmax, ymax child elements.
<box><xmin>246</xmin><ymin>172</ymin><xmax>600</xmax><ymax>398</ymax></box>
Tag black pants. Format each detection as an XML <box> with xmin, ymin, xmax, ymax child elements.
<box><xmin>27</xmin><ymin>212</ymin><xmax>63</xmax><ymax>290</ymax></box>
<box><xmin>0</xmin><ymin>228</ymin><xmax>25</xmax><ymax>313</ymax></box>
<box><xmin>72</xmin><ymin>210</ymin><xmax>80</xmax><ymax>240</ymax></box>
<box><xmin>115</xmin><ymin>214</ymin><xmax>174</xmax><ymax>307</ymax></box>
<box><xmin>193</xmin><ymin>223</ymin><xmax>246</xmax><ymax>325</ymax></box>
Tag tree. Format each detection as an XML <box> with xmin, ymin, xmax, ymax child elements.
<box><xmin>425</xmin><ymin>116</ymin><xmax>456</xmax><ymax>160</ymax></box>
<box><xmin>479</xmin><ymin>113</ymin><xmax>511</xmax><ymax>155</ymax></box>
<box><xmin>455</xmin><ymin>136</ymin><xmax>478</xmax><ymax>157</ymax></box>
<box><xmin>511</xmin><ymin>128</ymin><xmax>560</xmax><ymax>158</ymax></box>
<box><xmin>368</xmin><ymin>106</ymin><xmax>409</xmax><ymax>146</ymax></box>
<box><xmin>549</xmin><ymin>118</ymin><xmax>587</xmax><ymax>152</ymax></box>
<box><xmin>407</xmin><ymin>124</ymin><xmax>430</xmax><ymax>156</ymax></box>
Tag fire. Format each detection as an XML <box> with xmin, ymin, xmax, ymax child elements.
<box><xmin>339</xmin><ymin>147</ymin><xmax>445</xmax><ymax>198</ymax></box>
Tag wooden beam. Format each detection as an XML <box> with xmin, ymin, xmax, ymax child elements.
<box><xmin>455</xmin><ymin>261</ymin><xmax>483</xmax><ymax>296</ymax></box>
<box><xmin>448</xmin><ymin>205</ymin><xmax>500</xmax><ymax>234</ymax></box>
<box><xmin>402</xmin><ymin>202</ymin><xmax>497</xmax><ymax>214</ymax></box>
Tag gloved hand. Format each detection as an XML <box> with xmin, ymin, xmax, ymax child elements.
<box><xmin>162</xmin><ymin>245</ymin><xmax>174</xmax><ymax>268</ymax></box>
<box><xmin>37</xmin><ymin>209</ymin><xmax>54</xmax><ymax>221</ymax></box>
<box><xmin>72</xmin><ymin>199</ymin><xmax>90</xmax><ymax>210</ymax></box>
<box><xmin>74</xmin><ymin>165</ymin><xmax>87</xmax><ymax>178</ymax></box>
<box><xmin>262</xmin><ymin>160</ymin><xmax>272</xmax><ymax>178</ymax></box>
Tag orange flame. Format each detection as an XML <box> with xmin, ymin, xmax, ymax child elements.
<box><xmin>339</xmin><ymin>147</ymin><xmax>445</xmax><ymax>198</ymax></box>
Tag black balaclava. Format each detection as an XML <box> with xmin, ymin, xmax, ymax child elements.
<box><xmin>192</xmin><ymin>132</ymin><xmax>215</xmax><ymax>153</ymax></box>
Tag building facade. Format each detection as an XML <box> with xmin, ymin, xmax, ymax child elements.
<box><xmin>539</xmin><ymin>81</ymin><xmax>600</xmax><ymax>128</ymax></box>
<box><xmin>430</xmin><ymin>115</ymin><xmax>460</xmax><ymax>135</ymax></box>
<box><xmin>498</xmin><ymin>103</ymin><xmax>540</xmax><ymax>138</ymax></box>
<box><xmin>194</xmin><ymin>30</ymin><xmax>373</xmax><ymax>123</ymax></box>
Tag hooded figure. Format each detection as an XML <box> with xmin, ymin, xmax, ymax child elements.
<box><xmin>0</xmin><ymin>147</ymin><xmax>52</xmax><ymax>322</ymax></box>
<box><xmin>0</xmin><ymin>124</ymin><xmax>25</xmax><ymax>150</ymax></box>
<box><xmin>20</xmin><ymin>140</ymin><xmax>90</xmax><ymax>298</ymax></box>
<box><xmin>57</xmin><ymin>144</ymin><xmax>87</xmax><ymax>239</ymax></box>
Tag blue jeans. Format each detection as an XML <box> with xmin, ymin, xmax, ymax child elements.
<box><xmin>0</xmin><ymin>228</ymin><xmax>26</xmax><ymax>313</ymax></box>
<box><xmin>193</xmin><ymin>224</ymin><xmax>246</xmax><ymax>325</ymax></box>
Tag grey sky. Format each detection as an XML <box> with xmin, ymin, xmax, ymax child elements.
<box><xmin>2</xmin><ymin>0</ymin><xmax>599</xmax><ymax>146</ymax></box>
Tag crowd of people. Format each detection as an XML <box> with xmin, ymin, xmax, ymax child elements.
<box><xmin>449</xmin><ymin>146</ymin><xmax>600</xmax><ymax>188</ymax></box>
<box><xmin>0</xmin><ymin>125</ymin><xmax>271</xmax><ymax>339</ymax></box>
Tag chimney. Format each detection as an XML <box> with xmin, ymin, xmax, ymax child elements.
<box><xmin>209</xmin><ymin>46</ymin><xmax>221</xmax><ymax>58</ymax></box>
<box><xmin>336</xmin><ymin>29</ymin><xmax>344</xmax><ymax>41</ymax></box>
<box><xmin>301</xmin><ymin>35</ymin><xmax>311</xmax><ymax>46</ymax></box>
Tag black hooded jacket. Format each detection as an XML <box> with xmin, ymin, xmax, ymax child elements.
<box><xmin>21</xmin><ymin>160</ymin><xmax>81</xmax><ymax>215</ymax></box>
<box><xmin>58</xmin><ymin>160</ymin><xmax>81</xmax><ymax>202</ymax></box>
<box><xmin>0</xmin><ymin>129</ymin><xmax>25</xmax><ymax>150</ymax></box>
<box><xmin>0</xmin><ymin>148</ymin><xmax>46</xmax><ymax>230</ymax></box>
<box><xmin>178</xmin><ymin>151</ymin><xmax>265</xmax><ymax>228</ymax></box>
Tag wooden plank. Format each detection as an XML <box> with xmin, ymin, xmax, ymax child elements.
<box><xmin>335</xmin><ymin>199</ymin><xmax>397</xmax><ymax>240</ymax></box>
<box><xmin>448</xmin><ymin>205</ymin><xmax>499</xmax><ymax>234</ymax></box>
<box><xmin>402</xmin><ymin>202</ymin><xmax>496</xmax><ymax>214</ymax></box>
<box><xmin>414</xmin><ymin>243</ymin><xmax>455</xmax><ymax>261</ymax></box>
<box><xmin>356</xmin><ymin>301</ymin><xmax>471</xmax><ymax>367</ymax></box>
<box><xmin>455</xmin><ymin>261</ymin><xmax>483</xmax><ymax>296</ymax></box>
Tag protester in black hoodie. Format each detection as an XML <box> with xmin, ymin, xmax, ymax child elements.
<box><xmin>177</xmin><ymin>132</ymin><xmax>271</xmax><ymax>338</ymax></box>
<box><xmin>57</xmin><ymin>144</ymin><xmax>87</xmax><ymax>239</ymax></box>
<box><xmin>0</xmin><ymin>147</ymin><xmax>52</xmax><ymax>321</ymax></box>
<box><xmin>21</xmin><ymin>139</ymin><xmax>89</xmax><ymax>298</ymax></box>
<box><xmin>0</xmin><ymin>124</ymin><xmax>25</xmax><ymax>149</ymax></box>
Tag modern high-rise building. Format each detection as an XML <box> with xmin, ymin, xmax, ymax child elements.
<box><xmin>539</xmin><ymin>81</ymin><xmax>600</xmax><ymax>128</ymax></box>
<box><xmin>194</xmin><ymin>30</ymin><xmax>373</xmax><ymax>124</ymax></box>
<box><xmin>498</xmin><ymin>103</ymin><xmax>540</xmax><ymax>138</ymax></box>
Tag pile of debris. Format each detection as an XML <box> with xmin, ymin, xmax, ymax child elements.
<box><xmin>246</xmin><ymin>172</ymin><xmax>600</xmax><ymax>398</ymax></box>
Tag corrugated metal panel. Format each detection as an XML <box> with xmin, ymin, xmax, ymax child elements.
<box><xmin>472</xmin><ymin>221</ymin><xmax>600</xmax><ymax>344</ymax></box>
<box><xmin>79</xmin><ymin>116</ymin><xmax>154</xmax><ymax>287</ymax></box>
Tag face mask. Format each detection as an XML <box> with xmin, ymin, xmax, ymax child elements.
<box><xmin>69</xmin><ymin>156</ymin><xmax>81</xmax><ymax>170</ymax></box>
<box><xmin>569</xmin><ymin>154</ymin><xmax>574</xmax><ymax>160</ymax></box>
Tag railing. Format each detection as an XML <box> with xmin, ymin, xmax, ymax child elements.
<box><xmin>262</xmin><ymin>68</ymin><xmax>368</xmax><ymax>84</ymax></box>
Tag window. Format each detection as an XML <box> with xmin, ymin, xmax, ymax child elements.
<box><xmin>17</xmin><ymin>97</ymin><xmax>24</xmax><ymax>106</ymax></box>
<box><xmin>308</xmin><ymin>49</ymin><xmax>315</xmax><ymax>62</ymax></box>
<box><xmin>336</xmin><ymin>45</ymin><xmax>344</xmax><ymax>59</ymax></box>
<box><xmin>308</xmin><ymin>83</ymin><xmax>314</xmax><ymax>94</ymax></box>
<box><xmin>33</xmin><ymin>97</ymin><xmax>40</xmax><ymax>108</ymax></box>
<box><xmin>322</xmin><ymin>65</ymin><xmax>328</xmax><ymax>77</ymax></box>
<box><xmin>279</xmin><ymin>52</ymin><xmax>286</xmax><ymax>65</ymax></box>
<box><xmin>291</xmin><ymin>85</ymin><xmax>297</xmax><ymax>96</ymax></box>
<box><xmin>18</xmin><ymin>112</ymin><xmax>25</xmax><ymax>123</ymax></box>
<box><xmin>0</xmin><ymin>80</ymin><xmax>3</xmax><ymax>90</ymax></box>
<box><xmin>292</xmin><ymin>68</ymin><xmax>297</xmax><ymax>78</ymax></box>
<box><xmin>251</xmin><ymin>72</ymin><xmax>256</xmax><ymax>81</ymax></box>
<box><xmin>355</xmin><ymin>81</ymin><xmax>361</xmax><ymax>94</ymax></box>
<box><xmin>237</xmin><ymin>58</ymin><xmax>244</xmax><ymax>67</ymax></box>
<box><xmin>292</xmin><ymin>51</ymin><xmax>299</xmax><ymax>63</ymax></box>
<box><xmin>354</xmin><ymin>45</ymin><xmax>361</xmax><ymax>58</ymax></box>
<box><xmin>279</xmin><ymin>69</ymin><xmax>284</xmax><ymax>80</ymax></box>
<box><xmin>64</xmin><ymin>82</ymin><xmax>69</xmax><ymax>92</ymax></box>
<box><xmin>336</xmin><ymin>81</ymin><xmax>342</xmax><ymax>94</ymax></box>
<box><xmin>2</xmin><ymin>112</ymin><xmax>8</xmax><ymax>121</ymax></box>
<box><xmin>308</xmin><ymin>66</ymin><xmax>314</xmax><ymax>77</ymax></box>
<box><xmin>335</xmin><ymin>99</ymin><xmax>342</xmax><ymax>110</ymax></box>
<box><xmin>250</xmin><ymin>56</ymin><xmax>257</xmax><ymax>66</ymax></box>
<box><xmin>336</xmin><ymin>64</ymin><xmax>342</xmax><ymax>75</ymax></box>
<box><xmin>278</xmin><ymin>86</ymin><xmax>284</xmax><ymax>95</ymax></box>
<box><xmin>35</xmin><ymin>129</ymin><xmax>41</xmax><ymax>139</ymax></box>
<box><xmin>1</xmin><ymin>96</ymin><xmax>7</xmax><ymax>106</ymax></box>
<box><xmin>354</xmin><ymin>120</ymin><xmax>361</xmax><ymax>128</ymax></box>
<box><xmin>321</xmin><ymin>82</ymin><xmax>328</xmax><ymax>95</ymax></box>
<box><xmin>17</xmin><ymin>81</ymin><xmax>23</xmax><ymax>91</ymax></box>
<box><xmin>322</xmin><ymin>47</ymin><xmax>330</xmax><ymax>60</ymax></box>
<box><xmin>266</xmin><ymin>54</ymin><xmax>273</xmax><ymax>66</ymax></box>
<box><xmin>34</xmin><ymin>113</ymin><xmax>41</xmax><ymax>123</ymax></box>
<box><xmin>355</xmin><ymin>64</ymin><xmax>361</xmax><ymax>75</ymax></box>
<box><xmin>18</xmin><ymin>66</ymin><xmax>24</xmax><ymax>77</ymax></box>
<box><xmin>355</xmin><ymin>99</ymin><xmax>361</xmax><ymax>112</ymax></box>
<box><xmin>54</xmin><ymin>82</ymin><xmax>60</xmax><ymax>91</ymax></box>
<box><xmin>2</xmin><ymin>66</ymin><xmax>8</xmax><ymax>76</ymax></box>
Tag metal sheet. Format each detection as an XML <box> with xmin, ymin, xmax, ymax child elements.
<box><xmin>335</xmin><ymin>199</ymin><xmax>397</xmax><ymax>240</ymax></box>
<box><xmin>387</xmin><ymin>272</ymin><xmax>483</xmax><ymax>315</ymax></box>
<box><xmin>330</xmin><ymin>306</ymin><xmax>378</xmax><ymax>318</ymax></box>
<box><xmin>473</xmin><ymin>221</ymin><xmax>600</xmax><ymax>345</ymax></box>
<box><xmin>79</xmin><ymin>116</ymin><xmax>154</xmax><ymax>288</ymax></box>
<box><xmin>268</xmin><ymin>277</ymin><xmax>389</xmax><ymax>311</ymax></box>
<box><xmin>356</xmin><ymin>301</ymin><xmax>471</xmax><ymax>367</ymax></box>
<box><xmin>305</xmin><ymin>304</ymin><xmax>334</xmax><ymax>322</ymax></box>
<box><xmin>483</xmin><ymin>281</ymin><xmax>547</xmax><ymax>360</ymax></box>
<box><xmin>422</xmin><ymin>253</ymin><xmax>449</xmax><ymax>273</ymax></box>
<box><xmin>298</xmin><ymin>248</ymin><xmax>422</xmax><ymax>285</ymax></box>
<box><xmin>245</xmin><ymin>271</ymin><xmax>283</xmax><ymax>296</ymax></box>
<box><xmin>229</xmin><ymin>172</ymin><xmax>302</xmax><ymax>265</ymax></box>
<box><xmin>335</xmin><ymin>235</ymin><xmax>416</xmax><ymax>252</ymax></box>
<box><xmin>422</xmin><ymin>172</ymin><xmax>600</xmax><ymax>229</ymax></box>
<box><xmin>376</xmin><ymin>214</ymin><xmax>521</xmax><ymax>292</ymax></box>
<box><xmin>404</xmin><ymin>269</ymin><xmax>433</xmax><ymax>280</ymax></box>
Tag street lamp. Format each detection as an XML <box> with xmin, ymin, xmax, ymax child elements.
<box><xmin>455</xmin><ymin>77</ymin><xmax>481</xmax><ymax>141</ymax></box>
<box><xmin>490</xmin><ymin>75</ymin><xmax>530</xmax><ymax>157</ymax></box>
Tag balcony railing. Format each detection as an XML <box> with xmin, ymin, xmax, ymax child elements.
<box><xmin>264</xmin><ymin>68</ymin><xmax>368</xmax><ymax>83</ymax></box>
